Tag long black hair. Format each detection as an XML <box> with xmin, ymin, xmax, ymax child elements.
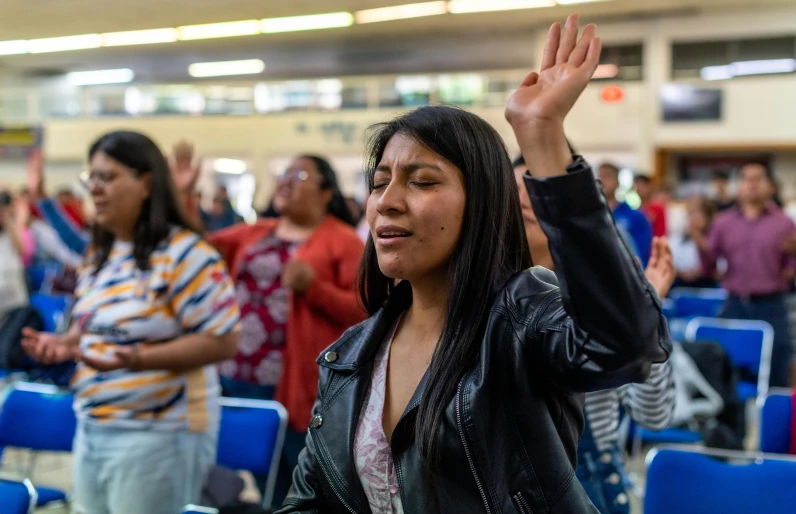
<box><xmin>89</xmin><ymin>130</ymin><xmax>200</xmax><ymax>273</ymax></box>
<box><xmin>299</xmin><ymin>155</ymin><xmax>357</xmax><ymax>227</ymax></box>
<box><xmin>358</xmin><ymin>106</ymin><xmax>532</xmax><ymax>473</ymax></box>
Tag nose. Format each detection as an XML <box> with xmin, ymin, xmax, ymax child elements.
<box><xmin>376</xmin><ymin>179</ymin><xmax>407</xmax><ymax>216</ymax></box>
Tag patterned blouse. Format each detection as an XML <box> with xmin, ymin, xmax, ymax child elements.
<box><xmin>353</xmin><ymin>322</ymin><xmax>404</xmax><ymax>514</ymax></box>
<box><xmin>219</xmin><ymin>235</ymin><xmax>298</xmax><ymax>386</ymax></box>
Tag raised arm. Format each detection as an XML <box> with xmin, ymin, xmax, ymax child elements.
<box><xmin>506</xmin><ymin>15</ymin><xmax>670</xmax><ymax>392</ymax></box>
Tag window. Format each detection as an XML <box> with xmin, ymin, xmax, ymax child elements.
<box><xmin>672</xmin><ymin>36</ymin><xmax>796</xmax><ymax>79</ymax></box>
<box><xmin>595</xmin><ymin>44</ymin><xmax>644</xmax><ymax>81</ymax></box>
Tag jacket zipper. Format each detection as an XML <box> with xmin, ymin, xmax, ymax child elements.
<box><xmin>309</xmin><ymin>429</ymin><xmax>360</xmax><ymax>514</ymax></box>
<box><xmin>513</xmin><ymin>492</ymin><xmax>534</xmax><ymax>514</ymax></box>
<box><xmin>456</xmin><ymin>379</ymin><xmax>492</xmax><ymax>514</ymax></box>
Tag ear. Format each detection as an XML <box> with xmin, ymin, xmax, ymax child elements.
<box><xmin>140</xmin><ymin>173</ymin><xmax>153</xmax><ymax>199</ymax></box>
<box><xmin>320</xmin><ymin>188</ymin><xmax>334</xmax><ymax>208</ymax></box>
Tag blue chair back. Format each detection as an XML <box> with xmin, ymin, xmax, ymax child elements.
<box><xmin>671</xmin><ymin>288</ymin><xmax>727</xmax><ymax>318</ymax></box>
<box><xmin>0</xmin><ymin>383</ymin><xmax>76</xmax><ymax>453</ymax></box>
<box><xmin>760</xmin><ymin>391</ymin><xmax>793</xmax><ymax>454</ymax></box>
<box><xmin>28</xmin><ymin>294</ymin><xmax>71</xmax><ymax>333</ymax></box>
<box><xmin>217</xmin><ymin>398</ymin><xmax>287</xmax><ymax>508</ymax></box>
<box><xmin>181</xmin><ymin>506</ymin><xmax>219</xmax><ymax>514</ymax></box>
<box><xmin>645</xmin><ymin>447</ymin><xmax>796</xmax><ymax>514</ymax></box>
<box><xmin>0</xmin><ymin>479</ymin><xmax>37</xmax><ymax>514</ymax></box>
<box><xmin>685</xmin><ymin>317</ymin><xmax>773</xmax><ymax>403</ymax></box>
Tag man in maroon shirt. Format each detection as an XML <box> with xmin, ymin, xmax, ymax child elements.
<box><xmin>698</xmin><ymin>161</ymin><xmax>796</xmax><ymax>387</ymax></box>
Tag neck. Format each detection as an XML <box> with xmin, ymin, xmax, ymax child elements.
<box><xmin>607</xmin><ymin>196</ymin><xmax>619</xmax><ymax>209</ymax></box>
<box><xmin>741</xmin><ymin>201</ymin><xmax>766</xmax><ymax>219</ymax></box>
<box><xmin>112</xmin><ymin>226</ymin><xmax>135</xmax><ymax>242</ymax></box>
<box><xmin>405</xmin><ymin>274</ymin><xmax>450</xmax><ymax>350</ymax></box>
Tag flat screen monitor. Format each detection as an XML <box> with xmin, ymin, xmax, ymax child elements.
<box><xmin>660</xmin><ymin>84</ymin><xmax>722</xmax><ymax>122</ymax></box>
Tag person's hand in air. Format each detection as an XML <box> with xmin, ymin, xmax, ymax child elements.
<box><xmin>282</xmin><ymin>258</ymin><xmax>316</xmax><ymax>294</ymax></box>
<box><xmin>505</xmin><ymin>14</ymin><xmax>601</xmax><ymax>177</ymax></box>
<box><xmin>26</xmin><ymin>149</ymin><xmax>45</xmax><ymax>200</ymax></box>
<box><xmin>79</xmin><ymin>345</ymin><xmax>141</xmax><ymax>372</ymax></box>
<box><xmin>644</xmin><ymin>237</ymin><xmax>676</xmax><ymax>299</ymax></box>
<box><xmin>21</xmin><ymin>328</ymin><xmax>78</xmax><ymax>365</ymax></box>
<box><xmin>169</xmin><ymin>140</ymin><xmax>201</xmax><ymax>194</ymax></box>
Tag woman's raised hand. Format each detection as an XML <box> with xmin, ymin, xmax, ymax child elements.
<box><xmin>506</xmin><ymin>14</ymin><xmax>601</xmax><ymax>177</ymax></box>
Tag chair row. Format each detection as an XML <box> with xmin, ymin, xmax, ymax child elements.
<box><xmin>645</xmin><ymin>445</ymin><xmax>796</xmax><ymax>514</ymax></box>
<box><xmin>0</xmin><ymin>382</ymin><xmax>288</xmax><ymax>510</ymax></box>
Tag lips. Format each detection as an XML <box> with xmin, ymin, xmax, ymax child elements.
<box><xmin>376</xmin><ymin>225</ymin><xmax>412</xmax><ymax>238</ymax></box>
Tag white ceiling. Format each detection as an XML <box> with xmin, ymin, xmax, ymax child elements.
<box><xmin>0</xmin><ymin>0</ymin><xmax>793</xmax><ymax>81</ymax></box>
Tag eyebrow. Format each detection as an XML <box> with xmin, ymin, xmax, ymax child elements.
<box><xmin>375</xmin><ymin>162</ymin><xmax>443</xmax><ymax>173</ymax></box>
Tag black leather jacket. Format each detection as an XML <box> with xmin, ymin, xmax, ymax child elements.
<box><xmin>277</xmin><ymin>159</ymin><xmax>671</xmax><ymax>514</ymax></box>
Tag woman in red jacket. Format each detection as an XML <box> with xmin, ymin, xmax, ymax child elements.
<box><xmin>209</xmin><ymin>155</ymin><xmax>365</xmax><ymax>501</ymax></box>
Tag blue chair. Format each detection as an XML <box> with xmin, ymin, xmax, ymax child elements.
<box><xmin>661</xmin><ymin>298</ymin><xmax>676</xmax><ymax>319</ymax></box>
<box><xmin>0</xmin><ymin>382</ymin><xmax>77</xmax><ymax>507</ymax></box>
<box><xmin>671</xmin><ymin>288</ymin><xmax>727</xmax><ymax>318</ymax></box>
<box><xmin>28</xmin><ymin>293</ymin><xmax>71</xmax><ymax>333</ymax></box>
<box><xmin>645</xmin><ymin>446</ymin><xmax>796</xmax><ymax>514</ymax></box>
<box><xmin>217</xmin><ymin>398</ymin><xmax>287</xmax><ymax>508</ymax></box>
<box><xmin>0</xmin><ymin>478</ymin><xmax>37</xmax><ymax>514</ymax></box>
<box><xmin>760</xmin><ymin>389</ymin><xmax>793</xmax><ymax>454</ymax></box>
<box><xmin>686</xmin><ymin>317</ymin><xmax>773</xmax><ymax>405</ymax></box>
<box><xmin>637</xmin><ymin>426</ymin><xmax>702</xmax><ymax>445</ymax></box>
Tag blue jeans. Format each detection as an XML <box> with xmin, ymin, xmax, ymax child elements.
<box><xmin>219</xmin><ymin>376</ymin><xmax>275</xmax><ymax>401</ymax></box>
<box><xmin>71</xmin><ymin>423</ymin><xmax>217</xmax><ymax>514</ymax></box>
<box><xmin>721</xmin><ymin>294</ymin><xmax>793</xmax><ymax>388</ymax></box>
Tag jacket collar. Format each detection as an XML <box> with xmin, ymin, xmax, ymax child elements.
<box><xmin>317</xmin><ymin>280</ymin><xmax>412</xmax><ymax>371</ymax></box>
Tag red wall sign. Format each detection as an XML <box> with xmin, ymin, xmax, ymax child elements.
<box><xmin>600</xmin><ymin>85</ymin><xmax>626</xmax><ymax>104</ymax></box>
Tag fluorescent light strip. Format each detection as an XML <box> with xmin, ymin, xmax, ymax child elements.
<box><xmin>67</xmin><ymin>68</ymin><xmax>135</xmax><ymax>86</ymax></box>
<box><xmin>188</xmin><ymin>59</ymin><xmax>266</xmax><ymax>78</ymax></box>
<box><xmin>261</xmin><ymin>12</ymin><xmax>353</xmax><ymax>33</ymax></box>
<box><xmin>701</xmin><ymin>58</ymin><xmax>796</xmax><ymax>80</ymax></box>
<box><xmin>355</xmin><ymin>2</ymin><xmax>447</xmax><ymax>24</ymax></box>
<box><xmin>102</xmin><ymin>28</ymin><xmax>177</xmax><ymax>46</ymax></box>
<box><xmin>0</xmin><ymin>40</ymin><xmax>27</xmax><ymax>56</ymax></box>
<box><xmin>556</xmin><ymin>0</ymin><xmax>615</xmax><ymax>4</ymax></box>
<box><xmin>178</xmin><ymin>20</ymin><xmax>260</xmax><ymax>40</ymax></box>
<box><xmin>28</xmin><ymin>34</ymin><xmax>101</xmax><ymax>54</ymax></box>
<box><xmin>447</xmin><ymin>0</ymin><xmax>555</xmax><ymax>13</ymax></box>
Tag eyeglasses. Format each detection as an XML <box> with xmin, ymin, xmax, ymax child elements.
<box><xmin>80</xmin><ymin>171</ymin><xmax>118</xmax><ymax>190</ymax></box>
<box><xmin>280</xmin><ymin>169</ymin><xmax>309</xmax><ymax>183</ymax></box>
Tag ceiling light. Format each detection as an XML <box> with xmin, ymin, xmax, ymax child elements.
<box><xmin>355</xmin><ymin>2</ymin><xmax>448</xmax><ymax>23</ymax></box>
<box><xmin>700</xmin><ymin>65</ymin><xmax>732</xmax><ymax>81</ymax></box>
<box><xmin>556</xmin><ymin>0</ymin><xmax>615</xmax><ymax>4</ymax></box>
<box><xmin>214</xmin><ymin>158</ymin><xmax>248</xmax><ymax>175</ymax></box>
<box><xmin>260</xmin><ymin>12</ymin><xmax>354</xmax><ymax>33</ymax></box>
<box><xmin>102</xmin><ymin>28</ymin><xmax>178</xmax><ymax>47</ymax></box>
<box><xmin>0</xmin><ymin>40</ymin><xmax>27</xmax><ymax>56</ymax></box>
<box><xmin>188</xmin><ymin>59</ymin><xmax>266</xmax><ymax>78</ymax></box>
<box><xmin>178</xmin><ymin>20</ymin><xmax>260</xmax><ymax>40</ymax></box>
<box><xmin>67</xmin><ymin>68</ymin><xmax>135</xmax><ymax>86</ymax></box>
<box><xmin>28</xmin><ymin>34</ymin><xmax>101</xmax><ymax>54</ymax></box>
<box><xmin>447</xmin><ymin>0</ymin><xmax>555</xmax><ymax>13</ymax></box>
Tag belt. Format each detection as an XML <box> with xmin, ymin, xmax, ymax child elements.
<box><xmin>729</xmin><ymin>292</ymin><xmax>785</xmax><ymax>302</ymax></box>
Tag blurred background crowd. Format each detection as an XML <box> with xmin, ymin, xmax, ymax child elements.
<box><xmin>2</xmin><ymin>0</ymin><xmax>796</xmax><ymax>513</ymax></box>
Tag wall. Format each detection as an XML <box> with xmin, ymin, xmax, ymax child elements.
<box><xmin>5</xmin><ymin>4</ymin><xmax>796</xmax><ymax>204</ymax></box>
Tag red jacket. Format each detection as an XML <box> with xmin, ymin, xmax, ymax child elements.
<box><xmin>209</xmin><ymin>216</ymin><xmax>366</xmax><ymax>430</ymax></box>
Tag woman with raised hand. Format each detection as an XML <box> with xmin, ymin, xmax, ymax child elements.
<box><xmin>22</xmin><ymin>131</ymin><xmax>240</xmax><ymax>514</ymax></box>
<box><xmin>278</xmin><ymin>15</ymin><xmax>670</xmax><ymax>514</ymax></box>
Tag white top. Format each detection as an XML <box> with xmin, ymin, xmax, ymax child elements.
<box><xmin>0</xmin><ymin>233</ymin><xmax>29</xmax><ymax>320</ymax></box>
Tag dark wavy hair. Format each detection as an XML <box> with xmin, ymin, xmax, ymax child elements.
<box><xmin>89</xmin><ymin>130</ymin><xmax>200</xmax><ymax>273</ymax></box>
<box><xmin>358</xmin><ymin>106</ymin><xmax>531</xmax><ymax>476</ymax></box>
<box><xmin>299</xmin><ymin>155</ymin><xmax>357</xmax><ymax>227</ymax></box>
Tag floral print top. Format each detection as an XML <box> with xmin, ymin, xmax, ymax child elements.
<box><xmin>219</xmin><ymin>235</ymin><xmax>298</xmax><ymax>386</ymax></box>
<box><xmin>353</xmin><ymin>321</ymin><xmax>404</xmax><ymax>514</ymax></box>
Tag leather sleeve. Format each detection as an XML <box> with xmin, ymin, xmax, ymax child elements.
<box><xmin>521</xmin><ymin>158</ymin><xmax>671</xmax><ymax>393</ymax></box>
<box><xmin>274</xmin><ymin>394</ymin><xmax>326</xmax><ymax>513</ymax></box>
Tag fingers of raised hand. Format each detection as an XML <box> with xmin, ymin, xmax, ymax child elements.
<box><xmin>520</xmin><ymin>72</ymin><xmax>540</xmax><ymax>88</ymax></box>
<box><xmin>540</xmin><ymin>22</ymin><xmax>562</xmax><ymax>71</ymax></box>
<box><xmin>556</xmin><ymin>14</ymin><xmax>579</xmax><ymax>65</ymax></box>
<box><xmin>568</xmin><ymin>23</ymin><xmax>596</xmax><ymax>67</ymax></box>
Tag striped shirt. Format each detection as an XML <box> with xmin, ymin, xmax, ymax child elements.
<box><xmin>70</xmin><ymin>228</ymin><xmax>240</xmax><ymax>432</ymax></box>
<box><xmin>584</xmin><ymin>361</ymin><xmax>674</xmax><ymax>451</ymax></box>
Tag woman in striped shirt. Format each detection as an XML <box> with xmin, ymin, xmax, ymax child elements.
<box><xmin>23</xmin><ymin>131</ymin><xmax>241</xmax><ymax>514</ymax></box>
